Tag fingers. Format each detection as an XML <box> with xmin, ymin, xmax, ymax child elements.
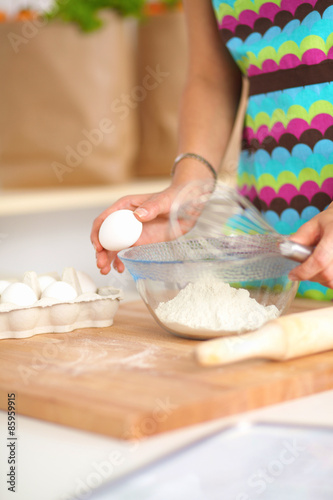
<box><xmin>95</xmin><ymin>248</ymin><xmax>125</xmax><ymax>275</ymax></box>
<box><xmin>289</xmin><ymin>217</ymin><xmax>321</xmax><ymax>246</ymax></box>
<box><xmin>95</xmin><ymin>248</ymin><xmax>112</xmax><ymax>275</ymax></box>
<box><xmin>289</xmin><ymin>222</ymin><xmax>333</xmax><ymax>285</ymax></box>
<box><xmin>113</xmin><ymin>255</ymin><xmax>125</xmax><ymax>273</ymax></box>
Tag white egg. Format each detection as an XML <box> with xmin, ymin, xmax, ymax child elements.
<box><xmin>99</xmin><ymin>209</ymin><xmax>143</xmax><ymax>252</ymax></box>
<box><xmin>0</xmin><ymin>280</ymin><xmax>12</xmax><ymax>294</ymax></box>
<box><xmin>1</xmin><ymin>282</ymin><xmax>38</xmax><ymax>307</ymax></box>
<box><xmin>38</xmin><ymin>275</ymin><xmax>57</xmax><ymax>292</ymax></box>
<box><xmin>42</xmin><ymin>281</ymin><xmax>78</xmax><ymax>301</ymax></box>
<box><xmin>76</xmin><ymin>270</ymin><xmax>97</xmax><ymax>293</ymax></box>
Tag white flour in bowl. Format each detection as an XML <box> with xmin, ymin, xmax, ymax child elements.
<box><xmin>155</xmin><ymin>277</ymin><xmax>279</xmax><ymax>334</ymax></box>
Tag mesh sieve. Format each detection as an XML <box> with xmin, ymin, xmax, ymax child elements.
<box><xmin>169</xmin><ymin>181</ymin><xmax>313</xmax><ymax>263</ymax></box>
<box><xmin>118</xmin><ymin>236</ymin><xmax>298</xmax><ymax>283</ymax></box>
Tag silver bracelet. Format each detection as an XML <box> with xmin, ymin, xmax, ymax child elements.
<box><xmin>171</xmin><ymin>153</ymin><xmax>218</xmax><ymax>181</ymax></box>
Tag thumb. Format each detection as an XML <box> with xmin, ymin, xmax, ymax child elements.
<box><xmin>133</xmin><ymin>193</ymin><xmax>171</xmax><ymax>222</ymax></box>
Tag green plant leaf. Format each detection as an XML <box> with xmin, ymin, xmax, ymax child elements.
<box><xmin>46</xmin><ymin>0</ymin><xmax>181</xmax><ymax>32</ymax></box>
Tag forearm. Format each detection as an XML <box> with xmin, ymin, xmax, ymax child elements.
<box><xmin>174</xmin><ymin>74</ymin><xmax>242</xmax><ymax>183</ymax></box>
<box><xmin>172</xmin><ymin>0</ymin><xmax>242</xmax><ymax>186</ymax></box>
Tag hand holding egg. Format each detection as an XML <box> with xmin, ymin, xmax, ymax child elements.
<box><xmin>91</xmin><ymin>188</ymin><xmax>178</xmax><ymax>275</ymax></box>
<box><xmin>98</xmin><ymin>210</ymin><xmax>143</xmax><ymax>252</ymax></box>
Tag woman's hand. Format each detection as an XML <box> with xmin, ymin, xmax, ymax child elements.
<box><xmin>289</xmin><ymin>203</ymin><xmax>333</xmax><ymax>288</ymax></box>
<box><xmin>91</xmin><ymin>156</ymin><xmax>217</xmax><ymax>275</ymax></box>
<box><xmin>91</xmin><ymin>186</ymin><xmax>185</xmax><ymax>275</ymax></box>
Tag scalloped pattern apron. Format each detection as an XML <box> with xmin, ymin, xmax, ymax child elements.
<box><xmin>212</xmin><ymin>0</ymin><xmax>333</xmax><ymax>300</ymax></box>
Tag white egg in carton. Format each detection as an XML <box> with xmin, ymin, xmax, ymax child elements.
<box><xmin>0</xmin><ymin>268</ymin><xmax>123</xmax><ymax>340</ymax></box>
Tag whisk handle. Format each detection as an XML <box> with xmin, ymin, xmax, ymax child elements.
<box><xmin>279</xmin><ymin>240</ymin><xmax>314</xmax><ymax>263</ymax></box>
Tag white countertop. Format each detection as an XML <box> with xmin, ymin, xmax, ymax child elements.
<box><xmin>1</xmin><ymin>387</ymin><xmax>333</xmax><ymax>500</ymax></box>
<box><xmin>0</xmin><ymin>179</ymin><xmax>170</xmax><ymax>217</ymax></box>
<box><xmin>0</xmin><ymin>178</ymin><xmax>332</xmax><ymax>499</ymax></box>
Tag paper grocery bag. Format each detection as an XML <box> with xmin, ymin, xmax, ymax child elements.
<box><xmin>135</xmin><ymin>9</ymin><xmax>188</xmax><ymax>177</ymax></box>
<box><xmin>0</xmin><ymin>12</ymin><xmax>138</xmax><ymax>189</ymax></box>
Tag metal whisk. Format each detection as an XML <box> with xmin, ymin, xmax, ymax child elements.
<box><xmin>170</xmin><ymin>180</ymin><xmax>314</xmax><ymax>264</ymax></box>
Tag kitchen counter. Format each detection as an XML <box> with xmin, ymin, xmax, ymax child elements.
<box><xmin>1</xmin><ymin>298</ymin><xmax>333</xmax><ymax>500</ymax></box>
<box><xmin>0</xmin><ymin>387</ymin><xmax>333</xmax><ymax>500</ymax></box>
<box><xmin>0</xmin><ymin>179</ymin><xmax>332</xmax><ymax>499</ymax></box>
<box><xmin>0</xmin><ymin>179</ymin><xmax>170</xmax><ymax>217</ymax></box>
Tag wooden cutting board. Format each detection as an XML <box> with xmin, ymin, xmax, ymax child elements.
<box><xmin>0</xmin><ymin>298</ymin><xmax>332</xmax><ymax>440</ymax></box>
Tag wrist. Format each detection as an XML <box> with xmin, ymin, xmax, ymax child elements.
<box><xmin>171</xmin><ymin>158</ymin><xmax>215</xmax><ymax>187</ymax></box>
<box><xmin>171</xmin><ymin>153</ymin><xmax>217</xmax><ymax>187</ymax></box>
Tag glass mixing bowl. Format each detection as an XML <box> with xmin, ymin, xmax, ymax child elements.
<box><xmin>118</xmin><ymin>236</ymin><xmax>299</xmax><ymax>340</ymax></box>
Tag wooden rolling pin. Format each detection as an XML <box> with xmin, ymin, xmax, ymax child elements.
<box><xmin>196</xmin><ymin>306</ymin><xmax>333</xmax><ymax>366</ymax></box>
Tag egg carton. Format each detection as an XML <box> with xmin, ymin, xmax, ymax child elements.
<box><xmin>0</xmin><ymin>268</ymin><xmax>123</xmax><ymax>340</ymax></box>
